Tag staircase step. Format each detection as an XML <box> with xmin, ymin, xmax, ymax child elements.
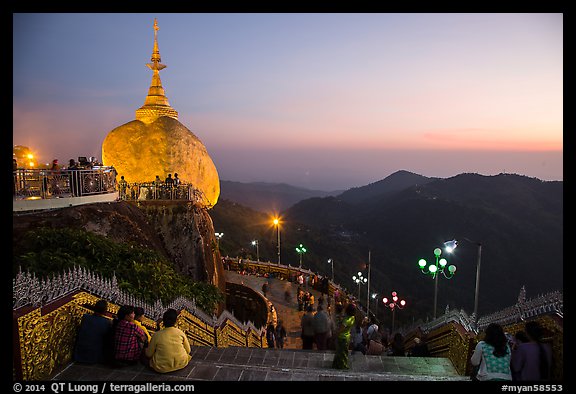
<box><xmin>52</xmin><ymin>346</ymin><xmax>468</xmax><ymax>382</ymax></box>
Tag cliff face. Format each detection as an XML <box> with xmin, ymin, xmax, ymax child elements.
<box><xmin>12</xmin><ymin>201</ymin><xmax>225</xmax><ymax>295</ymax></box>
<box><xmin>137</xmin><ymin>202</ymin><xmax>225</xmax><ymax>294</ymax></box>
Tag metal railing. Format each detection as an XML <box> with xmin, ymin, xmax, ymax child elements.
<box><xmin>12</xmin><ymin>266</ymin><xmax>266</xmax><ymax>380</ymax></box>
<box><xmin>401</xmin><ymin>287</ymin><xmax>563</xmax><ymax>336</ymax></box>
<box><xmin>13</xmin><ymin>168</ymin><xmax>212</xmax><ymax>207</ymax></box>
<box><xmin>118</xmin><ymin>182</ymin><xmax>211</xmax><ymax>206</ymax></box>
<box><xmin>13</xmin><ymin>167</ymin><xmax>117</xmax><ymax>200</ymax></box>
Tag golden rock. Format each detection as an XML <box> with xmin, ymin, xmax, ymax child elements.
<box><xmin>101</xmin><ymin>18</ymin><xmax>220</xmax><ymax>207</ymax></box>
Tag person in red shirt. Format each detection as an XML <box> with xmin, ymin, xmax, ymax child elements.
<box><xmin>112</xmin><ymin>305</ymin><xmax>147</xmax><ymax>365</ymax></box>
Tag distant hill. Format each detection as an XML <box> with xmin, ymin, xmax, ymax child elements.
<box><xmin>337</xmin><ymin>169</ymin><xmax>437</xmax><ymax>204</ymax></box>
<box><xmin>212</xmin><ymin>171</ymin><xmax>563</xmax><ymax>325</ymax></box>
<box><xmin>219</xmin><ymin>180</ymin><xmax>340</xmax><ymax>213</ymax></box>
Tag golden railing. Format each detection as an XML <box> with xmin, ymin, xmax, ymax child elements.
<box><xmin>13</xmin><ymin>260</ymin><xmax>563</xmax><ymax>381</ymax></box>
<box><xmin>13</xmin><ymin>291</ymin><xmax>266</xmax><ymax>381</ymax></box>
<box><xmin>403</xmin><ymin>315</ymin><xmax>563</xmax><ymax>380</ymax></box>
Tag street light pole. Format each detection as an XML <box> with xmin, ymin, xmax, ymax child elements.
<box><xmin>444</xmin><ymin>238</ymin><xmax>482</xmax><ymax>320</ymax></box>
<box><xmin>474</xmin><ymin>242</ymin><xmax>482</xmax><ymax>319</ymax></box>
<box><xmin>251</xmin><ymin>240</ymin><xmax>259</xmax><ymax>262</ymax></box>
<box><xmin>215</xmin><ymin>232</ymin><xmax>224</xmax><ymax>249</ymax></box>
<box><xmin>433</xmin><ymin>267</ymin><xmax>439</xmax><ymax>320</ymax></box>
<box><xmin>352</xmin><ymin>272</ymin><xmax>367</xmax><ymax>303</ymax></box>
<box><xmin>328</xmin><ymin>258</ymin><xmax>334</xmax><ymax>281</ymax></box>
<box><xmin>418</xmin><ymin>247</ymin><xmax>456</xmax><ymax>319</ymax></box>
<box><xmin>296</xmin><ymin>244</ymin><xmax>307</xmax><ymax>269</ymax></box>
<box><xmin>383</xmin><ymin>291</ymin><xmax>406</xmax><ymax>333</ymax></box>
<box><xmin>273</xmin><ymin>218</ymin><xmax>281</xmax><ymax>264</ymax></box>
<box><xmin>367</xmin><ymin>251</ymin><xmax>371</xmax><ymax>318</ymax></box>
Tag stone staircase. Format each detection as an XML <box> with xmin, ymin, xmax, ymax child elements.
<box><xmin>52</xmin><ymin>345</ymin><xmax>469</xmax><ymax>382</ymax></box>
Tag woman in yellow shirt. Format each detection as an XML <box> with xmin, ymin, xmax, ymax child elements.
<box><xmin>145</xmin><ymin>309</ymin><xmax>191</xmax><ymax>373</ymax></box>
<box><xmin>134</xmin><ymin>307</ymin><xmax>152</xmax><ymax>345</ymax></box>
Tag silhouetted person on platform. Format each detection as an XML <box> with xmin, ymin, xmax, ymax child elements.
<box><xmin>470</xmin><ymin>323</ymin><xmax>512</xmax><ymax>381</ymax></box>
<box><xmin>112</xmin><ymin>305</ymin><xmax>147</xmax><ymax>365</ymax></box>
<box><xmin>332</xmin><ymin>303</ymin><xmax>356</xmax><ymax>369</ymax></box>
<box><xmin>389</xmin><ymin>332</ymin><xmax>406</xmax><ymax>356</ymax></box>
<box><xmin>409</xmin><ymin>335</ymin><xmax>430</xmax><ymax>357</ymax></box>
<box><xmin>511</xmin><ymin>321</ymin><xmax>552</xmax><ymax>381</ymax></box>
<box><xmin>301</xmin><ymin>305</ymin><xmax>315</xmax><ymax>350</ymax></box>
<box><xmin>68</xmin><ymin>159</ymin><xmax>80</xmax><ymax>196</ymax></box>
<box><xmin>73</xmin><ymin>299</ymin><xmax>112</xmax><ymax>364</ymax></box>
<box><xmin>275</xmin><ymin>320</ymin><xmax>287</xmax><ymax>349</ymax></box>
<box><xmin>145</xmin><ymin>308</ymin><xmax>192</xmax><ymax>373</ymax></box>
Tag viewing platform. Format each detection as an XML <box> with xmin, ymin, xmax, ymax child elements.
<box><xmin>13</xmin><ymin>167</ymin><xmax>118</xmax><ymax>212</ymax></box>
<box><xmin>13</xmin><ymin>167</ymin><xmax>211</xmax><ymax>212</ymax></box>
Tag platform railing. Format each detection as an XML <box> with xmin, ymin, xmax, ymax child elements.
<box><xmin>13</xmin><ymin>167</ymin><xmax>117</xmax><ymax>200</ymax></box>
<box><xmin>118</xmin><ymin>182</ymin><xmax>211</xmax><ymax>207</ymax></box>
<box><xmin>12</xmin><ymin>266</ymin><xmax>266</xmax><ymax>381</ymax></box>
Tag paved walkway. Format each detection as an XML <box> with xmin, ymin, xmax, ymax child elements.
<box><xmin>50</xmin><ymin>271</ymin><xmax>467</xmax><ymax>382</ymax></box>
<box><xmin>225</xmin><ymin>270</ymin><xmax>325</xmax><ymax>349</ymax></box>
<box><xmin>53</xmin><ymin>346</ymin><xmax>467</xmax><ymax>381</ymax></box>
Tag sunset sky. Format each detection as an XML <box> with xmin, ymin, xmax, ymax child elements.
<box><xmin>13</xmin><ymin>13</ymin><xmax>563</xmax><ymax>191</ymax></box>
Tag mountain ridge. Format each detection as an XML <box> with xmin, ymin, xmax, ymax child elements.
<box><xmin>219</xmin><ymin>179</ymin><xmax>341</xmax><ymax>213</ymax></box>
<box><xmin>212</xmin><ymin>170</ymin><xmax>562</xmax><ymax>323</ymax></box>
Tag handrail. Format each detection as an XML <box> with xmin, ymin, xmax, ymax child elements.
<box><xmin>12</xmin><ymin>265</ymin><xmax>259</xmax><ymax>333</ymax></box>
<box><xmin>13</xmin><ymin>167</ymin><xmax>117</xmax><ymax>200</ymax></box>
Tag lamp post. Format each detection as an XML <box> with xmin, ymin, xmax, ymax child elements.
<box><xmin>273</xmin><ymin>218</ymin><xmax>281</xmax><ymax>264</ymax></box>
<box><xmin>214</xmin><ymin>232</ymin><xmax>224</xmax><ymax>249</ymax></box>
<box><xmin>251</xmin><ymin>240</ymin><xmax>259</xmax><ymax>262</ymax></box>
<box><xmin>327</xmin><ymin>258</ymin><xmax>334</xmax><ymax>281</ymax></box>
<box><xmin>418</xmin><ymin>247</ymin><xmax>456</xmax><ymax>319</ymax></box>
<box><xmin>382</xmin><ymin>291</ymin><xmax>406</xmax><ymax>333</ymax></box>
<box><xmin>366</xmin><ymin>251</ymin><xmax>371</xmax><ymax>319</ymax></box>
<box><xmin>352</xmin><ymin>271</ymin><xmax>367</xmax><ymax>301</ymax></box>
<box><xmin>444</xmin><ymin>238</ymin><xmax>482</xmax><ymax>321</ymax></box>
<box><xmin>371</xmin><ymin>292</ymin><xmax>379</xmax><ymax>320</ymax></box>
<box><xmin>296</xmin><ymin>243</ymin><xmax>307</xmax><ymax>268</ymax></box>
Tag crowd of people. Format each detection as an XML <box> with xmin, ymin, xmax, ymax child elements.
<box><xmin>73</xmin><ymin>279</ymin><xmax>554</xmax><ymax>380</ymax></box>
<box><xmin>276</xmin><ymin>270</ymin><xmax>555</xmax><ymax>380</ymax></box>
<box><xmin>117</xmin><ymin>173</ymin><xmax>182</xmax><ymax>200</ymax></box>
<box><xmin>73</xmin><ymin>300</ymin><xmax>192</xmax><ymax>374</ymax></box>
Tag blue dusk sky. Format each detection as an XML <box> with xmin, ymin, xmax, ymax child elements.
<box><xmin>13</xmin><ymin>13</ymin><xmax>563</xmax><ymax>191</ymax></box>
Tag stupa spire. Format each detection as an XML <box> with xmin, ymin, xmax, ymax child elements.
<box><xmin>135</xmin><ymin>18</ymin><xmax>178</xmax><ymax>123</ymax></box>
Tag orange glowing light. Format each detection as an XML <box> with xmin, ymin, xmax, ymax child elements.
<box><xmin>13</xmin><ymin>145</ymin><xmax>38</xmax><ymax>169</ymax></box>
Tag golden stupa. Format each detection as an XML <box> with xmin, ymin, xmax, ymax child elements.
<box><xmin>102</xmin><ymin>18</ymin><xmax>220</xmax><ymax>207</ymax></box>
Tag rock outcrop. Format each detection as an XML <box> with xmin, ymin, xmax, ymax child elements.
<box><xmin>12</xmin><ymin>201</ymin><xmax>226</xmax><ymax>296</ymax></box>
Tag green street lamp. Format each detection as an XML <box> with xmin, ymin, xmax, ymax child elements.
<box><xmin>296</xmin><ymin>243</ymin><xmax>307</xmax><ymax>268</ymax></box>
<box><xmin>251</xmin><ymin>240</ymin><xmax>259</xmax><ymax>262</ymax></box>
<box><xmin>418</xmin><ymin>247</ymin><xmax>456</xmax><ymax>319</ymax></box>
